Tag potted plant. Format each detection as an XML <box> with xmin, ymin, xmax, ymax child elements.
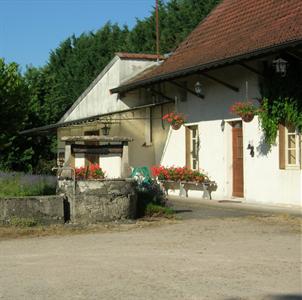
<box><xmin>230</xmin><ymin>101</ymin><xmax>257</xmax><ymax>122</ymax></box>
<box><xmin>162</xmin><ymin>112</ymin><xmax>186</xmax><ymax>130</ymax></box>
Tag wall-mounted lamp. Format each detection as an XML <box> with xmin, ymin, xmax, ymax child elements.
<box><xmin>220</xmin><ymin>119</ymin><xmax>225</xmax><ymax>132</ymax></box>
<box><xmin>194</xmin><ymin>81</ymin><xmax>204</xmax><ymax>97</ymax></box>
<box><xmin>247</xmin><ymin>141</ymin><xmax>254</xmax><ymax>157</ymax></box>
<box><xmin>101</xmin><ymin>124</ymin><xmax>111</xmax><ymax>136</ymax></box>
<box><xmin>273</xmin><ymin>58</ymin><xmax>288</xmax><ymax>77</ymax></box>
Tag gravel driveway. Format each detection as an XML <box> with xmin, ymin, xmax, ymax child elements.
<box><xmin>0</xmin><ymin>199</ymin><xmax>301</xmax><ymax>300</ymax></box>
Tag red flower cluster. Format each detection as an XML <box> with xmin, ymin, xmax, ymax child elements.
<box><xmin>75</xmin><ymin>164</ymin><xmax>105</xmax><ymax>180</ymax></box>
<box><xmin>162</xmin><ymin>112</ymin><xmax>186</xmax><ymax>127</ymax></box>
<box><xmin>229</xmin><ymin>101</ymin><xmax>257</xmax><ymax>117</ymax></box>
<box><xmin>151</xmin><ymin>166</ymin><xmax>207</xmax><ymax>183</ymax></box>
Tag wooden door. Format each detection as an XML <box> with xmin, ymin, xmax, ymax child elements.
<box><xmin>84</xmin><ymin>130</ymin><xmax>99</xmax><ymax>166</ymax></box>
<box><xmin>232</xmin><ymin>124</ymin><xmax>244</xmax><ymax>197</ymax></box>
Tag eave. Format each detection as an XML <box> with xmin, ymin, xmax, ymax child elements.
<box><xmin>110</xmin><ymin>40</ymin><xmax>302</xmax><ymax>94</ymax></box>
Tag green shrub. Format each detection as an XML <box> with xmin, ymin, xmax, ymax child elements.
<box><xmin>9</xmin><ymin>217</ymin><xmax>39</xmax><ymax>227</ymax></box>
<box><xmin>145</xmin><ymin>204</ymin><xmax>174</xmax><ymax>218</ymax></box>
<box><xmin>136</xmin><ymin>180</ymin><xmax>168</xmax><ymax>217</ymax></box>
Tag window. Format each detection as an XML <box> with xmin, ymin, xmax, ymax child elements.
<box><xmin>279</xmin><ymin>124</ymin><xmax>301</xmax><ymax>169</ymax></box>
<box><xmin>286</xmin><ymin>125</ymin><xmax>298</xmax><ymax>166</ymax></box>
<box><xmin>186</xmin><ymin>125</ymin><xmax>199</xmax><ymax>170</ymax></box>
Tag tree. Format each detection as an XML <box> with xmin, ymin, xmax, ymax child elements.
<box><xmin>0</xmin><ymin>58</ymin><xmax>33</xmax><ymax>171</ymax></box>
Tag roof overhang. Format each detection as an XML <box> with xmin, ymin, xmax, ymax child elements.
<box><xmin>110</xmin><ymin>40</ymin><xmax>302</xmax><ymax>94</ymax></box>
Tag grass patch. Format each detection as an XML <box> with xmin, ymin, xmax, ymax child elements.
<box><xmin>0</xmin><ymin>172</ymin><xmax>56</xmax><ymax>197</ymax></box>
<box><xmin>9</xmin><ymin>217</ymin><xmax>39</xmax><ymax>227</ymax></box>
<box><xmin>145</xmin><ymin>204</ymin><xmax>174</xmax><ymax>218</ymax></box>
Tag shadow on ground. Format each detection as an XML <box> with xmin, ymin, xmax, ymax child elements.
<box><xmin>226</xmin><ymin>295</ymin><xmax>302</xmax><ymax>300</ymax></box>
<box><xmin>168</xmin><ymin>199</ymin><xmax>269</xmax><ymax>220</ymax></box>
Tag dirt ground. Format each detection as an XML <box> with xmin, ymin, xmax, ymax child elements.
<box><xmin>0</xmin><ymin>201</ymin><xmax>301</xmax><ymax>300</ymax></box>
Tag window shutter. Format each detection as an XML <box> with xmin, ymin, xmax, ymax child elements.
<box><xmin>279</xmin><ymin>124</ymin><xmax>285</xmax><ymax>169</ymax></box>
<box><xmin>185</xmin><ymin>127</ymin><xmax>191</xmax><ymax>168</ymax></box>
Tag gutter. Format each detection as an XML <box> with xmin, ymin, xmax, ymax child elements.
<box><xmin>20</xmin><ymin>100</ymin><xmax>173</xmax><ymax>135</ymax></box>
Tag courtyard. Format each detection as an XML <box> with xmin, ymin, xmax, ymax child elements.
<box><xmin>0</xmin><ymin>198</ymin><xmax>301</xmax><ymax>300</ymax></box>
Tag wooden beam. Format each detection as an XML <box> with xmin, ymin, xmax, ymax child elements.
<box><xmin>238</xmin><ymin>63</ymin><xmax>264</xmax><ymax>77</ymax></box>
<box><xmin>286</xmin><ymin>51</ymin><xmax>302</xmax><ymax>61</ymax></box>
<box><xmin>61</xmin><ymin>136</ymin><xmax>133</xmax><ymax>142</ymax></box>
<box><xmin>169</xmin><ymin>81</ymin><xmax>204</xmax><ymax>99</ymax></box>
<box><xmin>72</xmin><ymin>148</ymin><xmax>123</xmax><ymax>155</ymax></box>
<box><xmin>200</xmin><ymin>72</ymin><xmax>239</xmax><ymax>92</ymax></box>
<box><xmin>149</xmin><ymin>88</ymin><xmax>175</xmax><ymax>102</ymax></box>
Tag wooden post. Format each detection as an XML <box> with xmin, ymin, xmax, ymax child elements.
<box><xmin>121</xmin><ymin>142</ymin><xmax>131</xmax><ymax>178</ymax></box>
<box><xmin>144</xmin><ymin>107</ymin><xmax>152</xmax><ymax>146</ymax></box>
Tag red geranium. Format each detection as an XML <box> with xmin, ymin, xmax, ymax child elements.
<box><xmin>75</xmin><ymin>164</ymin><xmax>105</xmax><ymax>180</ymax></box>
<box><xmin>229</xmin><ymin>101</ymin><xmax>257</xmax><ymax>117</ymax></box>
<box><xmin>162</xmin><ymin>112</ymin><xmax>186</xmax><ymax>128</ymax></box>
<box><xmin>151</xmin><ymin>165</ymin><xmax>207</xmax><ymax>183</ymax></box>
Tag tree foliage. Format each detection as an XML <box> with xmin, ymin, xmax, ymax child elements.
<box><xmin>0</xmin><ymin>58</ymin><xmax>34</xmax><ymax>171</ymax></box>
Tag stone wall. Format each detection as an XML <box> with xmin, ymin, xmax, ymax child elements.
<box><xmin>58</xmin><ymin>179</ymin><xmax>137</xmax><ymax>223</ymax></box>
<box><xmin>0</xmin><ymin>196</ymin><xmax>64</xmax><ymax>225</ymax></box>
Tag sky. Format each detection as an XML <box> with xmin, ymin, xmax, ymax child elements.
<box><xmin>0</xmin><ymin>0</ymin><xmax>155</xmax><ymax>70</ymax></box>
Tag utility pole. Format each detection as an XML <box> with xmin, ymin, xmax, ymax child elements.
<box><xmin>156</xmin><ymin>0</ymin><xmax>160</xmax><ymax>63</ymax></box>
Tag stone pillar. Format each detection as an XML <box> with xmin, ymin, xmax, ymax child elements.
<box><xmin>64</xmin><ymin>143</ymin><xmax>72</xmax><ymax>167</ymax></box>
<box><xmin>121</xmin><ymin>142</ymin><xmax>131</xmax><ymax>178</ymax></box>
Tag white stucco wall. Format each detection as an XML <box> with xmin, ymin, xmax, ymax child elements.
<box><xmin>99</xmin><ymin>155</ymin><xmax>122</xmax><ymax>178</ymax></box>
<box><xmin>243</xmin><ymin>117</ymin><xmax>302</xmax><ymax>206</ymax></box>
<box><xmin>160</xmin><ymin>64</ymin><xmax>302</xmax><ymax>206</ymax></box>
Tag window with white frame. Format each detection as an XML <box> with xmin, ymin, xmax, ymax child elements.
<box><xmin>186</xmin><ymin>125</ymin><xmax>199</xmax><ymax>170</ymax></box>
<box><xmin>285</xmin><ymin>125</ymin><xmax>301</xmax><ymax>168</ymax></box>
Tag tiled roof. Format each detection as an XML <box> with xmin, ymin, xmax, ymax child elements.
<box><xmin>116</xmin><ymin>52</ymin><xmax>165</xmax><ymax>61</ymax></box>
<box><xmin>113</xmin><ymin>0</ymin><xmax>302</xmax><ymax>92</ymax></box>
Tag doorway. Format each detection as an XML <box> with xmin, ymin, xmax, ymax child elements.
<box><xmin>232</xmin><ymin>121</ymin><xmax>244</xmax><ymax>197</ymax></box>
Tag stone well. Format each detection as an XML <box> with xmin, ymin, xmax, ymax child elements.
<box><xmin>58</xmin><ymin>179</ymin><xmax>137</xmax><ymax>224</ymax></box>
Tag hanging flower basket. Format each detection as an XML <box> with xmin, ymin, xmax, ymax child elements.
<box><xmin>230</xmin><ymin>101</ymin><xmax>257</xmax><ymax>123</ymax></box>
<box><xmin>171</xmin><ymin>123</ymin><xmax>182</xmax><ymax>130</ymax></box>
<box><xmin>241</xmin><ymin>113</ymin><xmax>254</xmax><ymax>123</ymax></box>
<box><xmin>162</xmin><ymin>112</ymin><xmax>186</xmax><ymax>130</ymax></box>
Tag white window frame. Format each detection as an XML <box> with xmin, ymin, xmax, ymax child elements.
<box><xmin>285</xmin><ymin>126</ymin><xmax>301</xmax><ymax>169</ymax></box>
<box><xmin>189</xmin><ymin>126</ymin><xmax>199</xmax><ymax>171</ymax></box>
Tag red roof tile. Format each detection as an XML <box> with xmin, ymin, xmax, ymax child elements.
<box><xmin>113</xmin><ymin>0</ymin><xmax>302</xmax><ymax>92</ymax></box>
<box><xmin>116</xmin><ymin>52</ymin><xmax>165</xmax><ymax>61</ymax></box>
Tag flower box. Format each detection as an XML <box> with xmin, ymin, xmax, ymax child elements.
<box><xmin>158</xmin><ymin>180</ymin><xmax>217</xmax><ymax>200</ymax></box>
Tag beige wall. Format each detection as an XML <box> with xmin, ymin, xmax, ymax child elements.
<box><xmin>57</xmin><ymin>104</ymin><xmax>172</xmax><ymax>170</ymax></box>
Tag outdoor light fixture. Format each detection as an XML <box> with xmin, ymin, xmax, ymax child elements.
<box><xmin>273</xmin><ymin>58</ymin><xmax>288</xmax><ymax>77</ymax></box>
<box><xmin>101</xmin><ymin>124</ymin><xmax>111</xmax><ymax>136</ymax></box>
<box><xmin>194</xmin><ymin>81</ymin><xmax>203</xmax><ymax>97</ymax></box>
<box><xmin>247</xmin><ymin>141</ymin><xmax>255</xmax><ymax>157</ymax></box>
